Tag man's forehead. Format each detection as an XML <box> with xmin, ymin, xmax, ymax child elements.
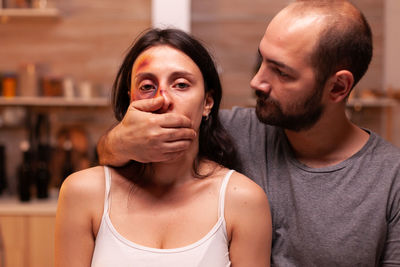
<box><xmin>270</xmin><ymin>6</ymin><xmax>327</xmax><ymax>33</ymax></box>
<box><xmin>262</xmin><ymin>16</ymin><xmax>321</xmax><ymax>51</ymax></box>
<box><xmin>258</xmin><ymin>24</ymin><xmax>316</xmax><ymax>72</ymax></box>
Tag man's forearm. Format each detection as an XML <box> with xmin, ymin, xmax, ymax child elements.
<box><xmin>97</xmin><ymin>126</ymin><xmax>131</xmax><ymax>167</ymax></box>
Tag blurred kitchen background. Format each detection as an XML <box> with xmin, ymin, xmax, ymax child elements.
<box><xmin>0</xmin><ymin>0</ymin><xmax>399</xmax><ymax>266</ymax></box>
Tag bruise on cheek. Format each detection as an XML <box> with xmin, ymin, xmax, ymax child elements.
<box><xmin>132</xmin><ymin>85</ymin><xmax>160</xmax><ymax>101</ymax></box>
<box><xmin>131</xmin><ymin>55</ymin><xmax>160</xmax><ymax>101</ymax></box>
<box><xmin>153</xmin><ymin>86</ymin><xmax>161</xmax><ymax>97</ymax></box>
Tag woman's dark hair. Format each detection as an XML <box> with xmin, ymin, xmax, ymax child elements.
<box><xmin>111</xmin><ymin>28</ymin><xmax>240</xmax><ymax>175</ymax></box>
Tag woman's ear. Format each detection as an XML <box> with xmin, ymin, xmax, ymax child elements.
<box><xmin>329</xmin><ymin>70</ymin><xmax>354</xmax><ymax>102</ymax></box>
<box><xmin>203</xmin><ymin>92</ymin><xmax>214</xmax><ymax>117</ymax></box>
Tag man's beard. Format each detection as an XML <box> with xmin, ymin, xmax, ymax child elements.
<box><xmin>255</xmin><ymin>86</ymin><xmax>324</xmax><ymax>132</ymax></box>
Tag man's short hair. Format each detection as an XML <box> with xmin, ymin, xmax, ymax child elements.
<box><xmin>292</xmin><ymin>1</ymin><xmax>373</xmax><ymax>90</ymax></box>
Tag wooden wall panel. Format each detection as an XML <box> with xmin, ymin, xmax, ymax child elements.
<box><xmin>353</xmin><ymin>0</ymin><xmax>384</xmax><ymax>93</ymax></box>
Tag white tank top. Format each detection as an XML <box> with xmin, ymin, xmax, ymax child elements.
<box><xmin>91</xmin><ymin>166</ymin><xmax>233</xmax><ymax>267</ymax></box>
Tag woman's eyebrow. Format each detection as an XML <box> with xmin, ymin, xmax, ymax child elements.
<box><xmin>170</xmin><ymin>71</ymin><xmax>195</xmax><ymax>79</ymax></box>
<box><xmin>135</xmin><ymin>72</ymin><xmax>156</xmax><ymax>79</ymax></box>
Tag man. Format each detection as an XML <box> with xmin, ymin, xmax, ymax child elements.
<box><xmin>97</xmin><ymin>1</ymin><xmax>400</xmax><ymax>265</ymax></box>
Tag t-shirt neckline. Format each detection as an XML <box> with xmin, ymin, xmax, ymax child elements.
<box><xmin>280</xmin><ymin>128</ymin><xmax>374</xmax><ymax>173</ymax></box>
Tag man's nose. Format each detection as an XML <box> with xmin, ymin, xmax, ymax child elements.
<box><xmin>250</xmin><ymin>65</ymin><xmax>271</xmax><ymax>94</ymax></box>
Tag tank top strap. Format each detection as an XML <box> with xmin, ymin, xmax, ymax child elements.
<box><xmin>103</xmin><ymin>166</ymin><xmax>112</xmax><ymax>215</ymax></box>
<box><xmin>218</xmin><ymin>169</ymin><xmax>235</xmax><ymax>218</ymax></box>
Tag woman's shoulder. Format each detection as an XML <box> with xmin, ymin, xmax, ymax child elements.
<box><xmin>226</xmin><ymin>171</ymin><xmax>268</xmax><ymax>214</ymax></box>
<box><xmin>230</xmin><ymin>171</ymin><xmax>266</xmax><ymax>197</ymax></box>
<box><xmin>59</xmin><ymin>166</ymin><xmax>106</xmax><ymax>203</ymax></box>
<box><xmin>57</xmin><ymin>166</ymin><xmax>108</xmax><ymax>244</ymax></box>
<box><xmin>211</xmin><ymin>166</ymin><xmax>268</xmax><ymax>206</ymax></box>
<box><xmin>223</xmin><ymin>169</ymin><xmax>270</xmax><ymax>237</ymax></box>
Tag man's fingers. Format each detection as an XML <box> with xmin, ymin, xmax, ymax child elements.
<box><xmin>130</xmin><ymin>96</ymin><xmax>164</xmax><ymax>112</ymax></box>
<box><xmin>159</xmin><ymin>151</ymin><xmax>186</xmax><ymax>162</ymax></box>
<box><xmin>149</xmin><ymin>151</ymin><xmax>186</xmax><ymax>163</ymax></box>
<box><xmin>155</xmin><ymin>128</ymin><xmax>196</xmax><ymax>143</ymax></box>
<box><xmin>147</xmin><ymin>142</ymin><xmax>191</xmax><ymax>163</ymax></box>
<box><xmin>163</xmin><ymin>139</ymin><xmax>193</xmax><ymax>152</ymax></box>
<box><xmin>158</xmin><ymin>113</ymin><xmax>193</xmax><ymax>128</ymax></box>
<box><xmin>129</xmin><ymin>99</ymin><xmax>194</xmax><ymax>130</ymax></box>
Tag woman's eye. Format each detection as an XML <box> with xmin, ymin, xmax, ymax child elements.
<box><xmin>175</xmin><ymin>82</ymin><xmax>189</xmax><ymax>90</ymax></box>
<box><xmin>139</xmin><ymin>84</ymin><xmax>156</xmax><ymax>91</ymax></box>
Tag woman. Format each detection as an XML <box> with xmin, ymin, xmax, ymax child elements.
<box><xmin>55</xmin><ymin>28</ymin><xmax>271</xmax><ymax>267</ymax></box>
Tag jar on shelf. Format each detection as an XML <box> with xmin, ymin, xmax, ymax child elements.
<box><xmin>1</xmin><ymin>72</ymin><xmax>17</xmax><ymax>98</ymax></box>
<box><xmin>40</xmin><ymin>75</ymin><xmax>63</xmax><ymax>97</ymax></box>
<box><xmin>18</xmin><ymin>63</ymin><xmax>38</xmax><ymax>97</ymax></box>
<box><xmin>3</xmin><ymin>0</ymin><xmax>30</xmax><ymax>8</ymax></box>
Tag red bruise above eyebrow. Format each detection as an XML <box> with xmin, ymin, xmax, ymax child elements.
<box><xmin>134</xmin><ymin>56</ymin><xmax>151</xmax><ymax>73</ymax></box>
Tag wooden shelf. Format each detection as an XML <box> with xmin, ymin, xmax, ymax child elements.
<box><xmin>0</xmin><ymin>96</ymin><xmax>110</xmax><ymax>107</ymax></box>
<box><xmin>347</xmin><ymin>98</ymin><xmax>398</xmax><ymax>108</ymax></box>
<box><xmin>246</xmin><ymin>97</ymin><xmax>399</xmax><ymax>109</ymax></box>
<box><xmin>0</xmin><ymin>195</ymin><xmax>58</xmax><ymax>216</ymax></box>
<box><xmin>0</xmin><ymin>7</ymin><xmax>60</xmax><ymax>21</ymax></box>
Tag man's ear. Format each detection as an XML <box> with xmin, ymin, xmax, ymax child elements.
<box><xmin>329</xmin><ymin>70</ymin><xmax>354</xmax><ymax>102</ymax></box>
<box><xmin>203</xmin><ymin>92</ymin><xmax>214</xmax><ymax>116</ymax></box>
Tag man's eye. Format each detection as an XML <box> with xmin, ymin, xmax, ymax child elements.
<box><xmin>276</xmin><ymin>68</ymin><xmax>288</xmax><ymax>77</ymax></box>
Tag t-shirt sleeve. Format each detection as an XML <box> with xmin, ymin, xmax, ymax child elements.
<box><xmin>219</xmin><ymin>107</ymin><xmax>257</xmax><ymax>139</ymax></box>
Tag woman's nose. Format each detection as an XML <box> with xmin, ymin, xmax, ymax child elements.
<box><xmin>159</xmin><ymin>88</ymin><xmax>173</xmax><ymax>113</ymax></box>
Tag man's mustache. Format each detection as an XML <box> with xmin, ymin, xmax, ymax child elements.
<box><xmin>255</xmin><ymin>90</ymin><xmax>269</xmax><ymax>101</ymax></box>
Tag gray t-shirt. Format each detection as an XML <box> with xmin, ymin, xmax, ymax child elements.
<box><xmin>220</xmin><ymin>107</ymin><xmax>400</xmax><ymax>267</ymax></box>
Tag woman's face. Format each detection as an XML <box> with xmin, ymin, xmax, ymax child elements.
<box><xmin>130</xmin><ymin>45</ymin><xmax>213</xmax><ymax>131</ymax></box>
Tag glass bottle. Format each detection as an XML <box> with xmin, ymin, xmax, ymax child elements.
<box><xmin>0</xmin><ymin>145</ymin><xmax>7</xmax><ymax>195</ymax></box>
<box><xmin>35</xmin><ymin>144</ymin><xmax>50</xmax><ymax>199</ymax></box>
<box><xmin>17</xmin><ymin>141</ymin><xmax>33</xmax><ymax>202</ymax></box>
<box><xmin>61</xmin><ymin>139</ymin><xmax>74</xmax><ymax>184</ymax></box>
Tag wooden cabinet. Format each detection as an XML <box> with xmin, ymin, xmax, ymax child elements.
<box><xmin>0</xmin><ymin>96</ymin><xmax>112</xmax><ymax>194</ymax></box>
<box><xmin>0</xmin><ymin>197</ymin><xmax>57</xmax><ymax>267</ymax></box>
<box><xmin>28</xmin><ymin>216</ymin><xmax>56</xmax><ymax>267</ymax></box>
<box><xmin>0</xmin><ymin>216</ymin><xmax>27</xmax><ymax>267</ymax></box>
<box><xmin>0</xmin><ymin>98</ymin><xmax>111</xmax><ymax>267</ymax></box>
